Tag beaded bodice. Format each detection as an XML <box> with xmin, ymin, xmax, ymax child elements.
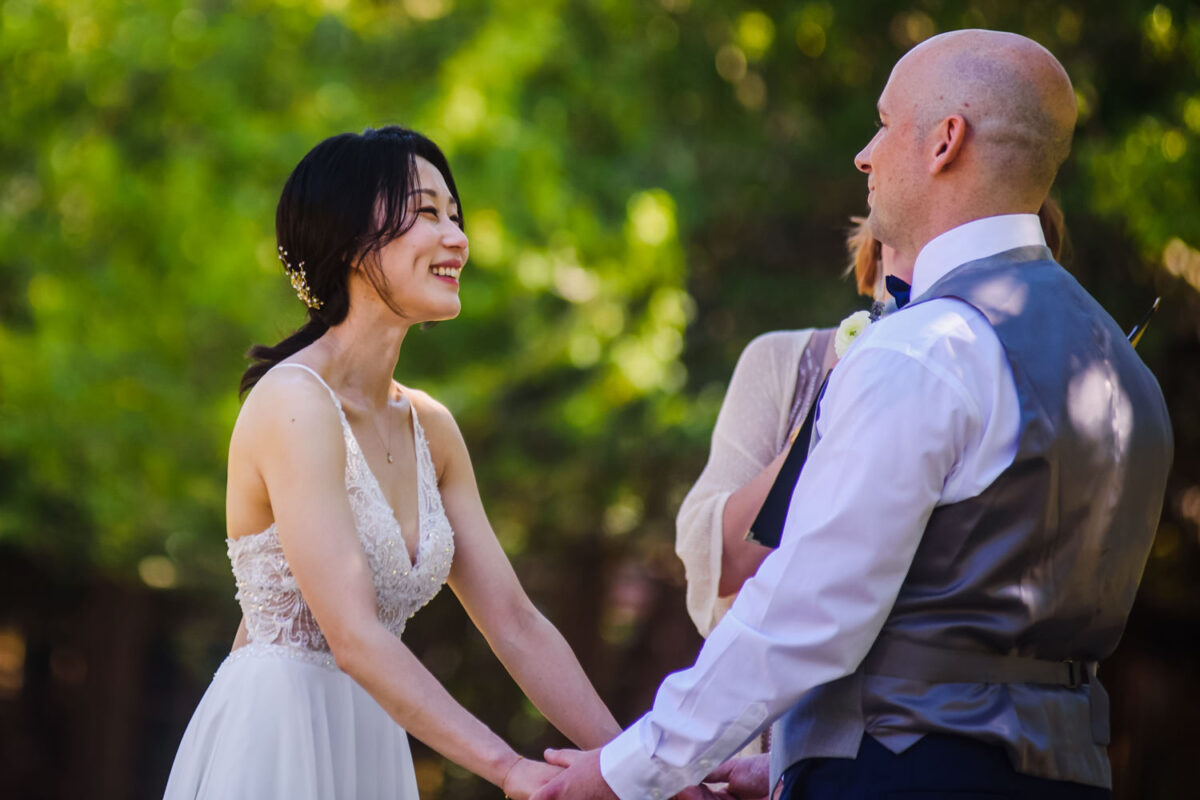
<box><xmin>227</xmin><ymin>364</ymin><xmax>454</xmax><ymax>655</ymax></box>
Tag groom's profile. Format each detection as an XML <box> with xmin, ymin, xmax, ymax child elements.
<box><xmin>534</xmin><ymin>29</ymin><xmax>1173</xmax><ymax>800</ymax></box>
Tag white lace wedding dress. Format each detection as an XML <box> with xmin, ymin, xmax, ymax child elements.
<box><xmin>164</xmin><ymin>364</ymin><xmax>455</xmax><ymax>799</ymax></box>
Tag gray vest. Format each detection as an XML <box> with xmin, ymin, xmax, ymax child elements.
<box><xmin>769</xmin><ymin>246</ymin><xmax>1172</xmax><ymax>789</ymax></box>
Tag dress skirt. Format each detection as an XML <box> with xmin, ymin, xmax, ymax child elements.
<box><xmin>163</xmin><ymin>643</ymin><xmax>419</xmax><ymax>799</ymax></box>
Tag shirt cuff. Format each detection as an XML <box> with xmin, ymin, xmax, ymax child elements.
<box><xmin>599</xmin><ymin>705</ymin><xmax>768</xmax><ymax>800</ymax></box>
<box><xmin>600</xmin><ymin>716</ymin><xmax>678</xmax><ymax>800</ymax></box>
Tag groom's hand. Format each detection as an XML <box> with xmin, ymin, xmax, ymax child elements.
<box><xmin>535</xmin><ymin>748</ymin><xmax>731</xmax><ymax>800</ymax></box>
<box><xmin>704</xmin><ymin>754</ymin><xmax>770</xmax><ymax>800</ymax></box>
<box><xmin>531</xmin><ymin>748</ymin><xmax>615</xmax><ymax>800</ymax></box>
<box><xmin>504</xmin><ymin>758</ymin><xmax>566</xmax><ymax>800</ymax></box>
<box><xmin>674</xmin><ymin>786</ymin><xmax>729</xmax><ymax>800</ymax></box>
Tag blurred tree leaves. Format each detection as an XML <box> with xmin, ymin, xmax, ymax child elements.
<box><xmin>2</xmin><ymin>1</ymin><xmax>1199</xmax><ymax>793</ymax></box>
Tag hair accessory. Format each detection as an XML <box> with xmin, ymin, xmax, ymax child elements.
<box><xmin>277</xmin><ymin>245</ymin><xmax>323</xmax><ymax>310</ymax></box>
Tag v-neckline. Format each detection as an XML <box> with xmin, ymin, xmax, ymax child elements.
<box><xmin>282</xmin><ymin>362</ymin><xmax>423</xmax><ymax>570</ymax></box>
<box><xmin>343</xmin><ymin>391</ymin><xmax>425</xmax><ymax>570</ymax></box>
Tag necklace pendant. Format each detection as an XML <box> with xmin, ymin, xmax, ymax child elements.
<box><xmin>386</xmin><ymin>453</ymin><xmax>394</xmax><ymax>464</ymax></box>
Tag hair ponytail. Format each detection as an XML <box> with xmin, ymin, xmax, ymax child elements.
<box><xmin>239</xmin><ymin>317</ymin><xmax>329</xmax><ymax>397</ymax></box>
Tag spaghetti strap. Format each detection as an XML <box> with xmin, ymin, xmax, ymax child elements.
<box><xmin>270</xmin><ymin>363</ymin><xmax>345</xmax><ymax>414</ymax></box>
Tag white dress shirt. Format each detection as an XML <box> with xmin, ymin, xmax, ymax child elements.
<box><xmin>600</xmin><ymin>215</ymin><xmax>1043</xmax><ymax>800</ymax></box>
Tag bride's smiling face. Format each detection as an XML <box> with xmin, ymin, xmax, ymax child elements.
<box><xmin>369</xmin><ymin>156</ymin><xmax>469</xmax><ymax>324</ymax></box>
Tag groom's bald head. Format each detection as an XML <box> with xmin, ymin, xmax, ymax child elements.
<box><xmin>855</xmin><ymin>30</ymin><xmax>1077</xmax><ymax>256</ymax></box>
<box><xmin>903</xmin><ymin>30</ymin><xmax>1076</xmax><ymax>198</ymax></box>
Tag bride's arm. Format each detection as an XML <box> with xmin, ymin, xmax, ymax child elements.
<box><xmin>244</xmin><ymin>372</ymin><xmax>554</xmax><ymax>796</ymax></box>
<box><xmin>415</xmin><ymin>394</ymin><xmax>622</xmax><ymax>751</ymax></box>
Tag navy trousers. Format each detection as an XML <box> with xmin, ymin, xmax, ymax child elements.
<box><xmin>779</xmin><ymin>734</ymin><xmax>1110</xmax><ymax>800</ymax></box>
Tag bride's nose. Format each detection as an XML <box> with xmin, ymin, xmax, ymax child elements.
<box><xmin>442</xmin><ymin>219</ymin><xmax>468</xmax><ymax>251</ymax></box>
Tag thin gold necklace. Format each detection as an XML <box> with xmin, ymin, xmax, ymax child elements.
<box><xmin>371</xmin><ymin>386</ymin><xmax>395</xmax><ymax>464</ymax></box>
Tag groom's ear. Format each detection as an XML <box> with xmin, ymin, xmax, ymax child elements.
<box><xmin>928</xmin><ymin>114</ymin><xmax>967</xmax><ymax>175</ymax></box>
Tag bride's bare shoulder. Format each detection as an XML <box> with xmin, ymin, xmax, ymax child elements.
<box><xmin>398</xmin><ymin>385</ymin><xmax>465</xmax><ymax>476</ymax></box>
<box><xmin>226</xmin><ymin>366</ymin><xmax>347</xmax><ymax>539</ymax></box>
<box><xmin>401</xmin><ymin>384</ymin><xmax>453</xmax><ymax>422</ymax></box>
<box><xmin>231</xmin><ymin>366</ymin><xmax>344</xmax><ymax>456</ymax></box>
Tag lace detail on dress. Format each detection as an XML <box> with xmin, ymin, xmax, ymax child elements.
<box><xmin>227</xmin><ymin>364</ymin><xmax>455</xmax><ymax>656</ymax></box>
<box><xmin>221</xmin><ymin>641</ymin><xmax>340</xmax><ymax>671</ymax></box>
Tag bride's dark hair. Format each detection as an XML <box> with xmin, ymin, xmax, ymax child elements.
<box><xmin>239</xmin><ymin>125</ymin><xmax>463</xmax><ymax>396</ymax></box>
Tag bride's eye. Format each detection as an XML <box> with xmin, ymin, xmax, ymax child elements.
<box><xmin>418</xmin><ymin>206</ymin><xmax>439</xmax><ymax>218</ymax></box>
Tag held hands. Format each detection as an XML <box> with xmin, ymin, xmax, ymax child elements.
<box><xmin>532</xmin><ymin>748</ymin><xmax>765</xmax><ymax>800</ymax></box>
<box><xmin>502</xmin><ymin>756</ymin><xmax>565</xmax><ymax>800</ymax></box>
<box><xmin>531</xmin><ymin>748</ymin><xmax>615</xmax><ymax>800</ymax></box>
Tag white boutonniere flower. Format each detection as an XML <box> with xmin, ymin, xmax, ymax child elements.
<box><xmin>834</xmin><ymin>310</ymin><xmax>872</xmax><ymax>358</ymax></box>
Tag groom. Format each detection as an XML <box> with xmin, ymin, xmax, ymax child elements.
<box><xmin>534</xmin><ymin>29</ymin><xmax>1173</xmax><ymax>800</ymax></box>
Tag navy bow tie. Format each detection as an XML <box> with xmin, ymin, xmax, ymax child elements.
<box><xmin>886</xmin><ymin>275</ymin><xmax>912</xmax><ymax>309</ymax></box>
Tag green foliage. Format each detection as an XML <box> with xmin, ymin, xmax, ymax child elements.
<box><xmin>2</xmin><ymin>0</ymin><xmax>1199</xmax><ymax>794</ymax></box>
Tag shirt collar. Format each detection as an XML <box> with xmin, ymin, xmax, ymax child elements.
<box><xmin>910</xmin><ymin>214</ymin><xmax>1046</xmax><ymax>298</ymax></box>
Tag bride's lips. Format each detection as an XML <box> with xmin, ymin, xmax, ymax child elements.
<box><xmin>430</xmin><ymin>260</ymin><xmax>463</xmax><ymax>285</ymax></box>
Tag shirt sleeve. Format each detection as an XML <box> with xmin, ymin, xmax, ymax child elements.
<box><xmin>674</xmin><ymin>331</ymin><xmax>813</xmax><ymax>636</ymax></box>
<box><xmin>601</xmin><ymin>335</ymin><xmax>984</xmax><ymax>800</ymax></box>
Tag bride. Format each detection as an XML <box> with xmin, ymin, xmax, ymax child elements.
<box><xmin>163</xmin><ymin>126</ymin><xmax>620</xmax><ymax>799</ymax></box>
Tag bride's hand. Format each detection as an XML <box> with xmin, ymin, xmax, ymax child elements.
<box><xmin>502</xmin><ymin>757</ymin><xmax>564</xmax><ymax>800</ymax></box>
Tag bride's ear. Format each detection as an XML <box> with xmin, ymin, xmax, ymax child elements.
<box><xmin>929</xmin><ymin>114</ymin><xmax>967</xmax><ymax>175</ymax></box>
